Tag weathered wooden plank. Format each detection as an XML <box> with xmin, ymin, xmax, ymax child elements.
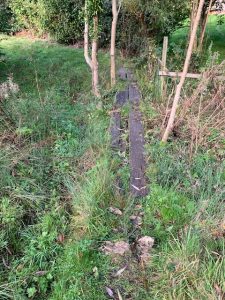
<box><xmin>159</xmin><ymin>71</ymin><xmax>225</xmax><ymax>80</ymax></box>
<box><xmin>110</xmin><ymin>89</ymin><xmax>129</xmax><ymax>150</ymax></box>
<box><xmin>129</xmin><ymin>84</ymin><xmax>148</xmax><ymax>197</ymax></box>
<box><xmin>118</xmin><ymin>67</ymin><xmax>128</xmax><ymax>80</ymax></box>
<box><xmin>129</xmin><ymin>84</ymin><xmax>141</xmax><ymax>105</ymax></box>
<box><xmin>118</xmin><ymin>67</ymin><xmax>134</xmax><ymax>81</ymax></box>
<box><xmin>159</xmin><ymin>70</ymin><xmax>201</xmax><ymax>79</ymax></box>
<box><xmin>110</xmin><ymin>111</ymin><xmax>122</xmax><ymax>149</ymax></box>
<box><xmin>115</xmin><ymin>89</ymin><xmax>129</xmax><ymax>107</ymax></box>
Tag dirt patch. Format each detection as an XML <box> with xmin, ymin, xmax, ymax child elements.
<box><xmin>15</xmin><ymin>30</ymin><xmax>49</xmax><ymax>41</ymax></box>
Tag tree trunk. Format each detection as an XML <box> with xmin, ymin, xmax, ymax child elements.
<box><xmin>190</xmin><ymin>0</ymin><xmax>199</xmax><ymax>51</ymax></box>
<box><xmin>84</xmin><ymin>2</ymin><xmax>92</xmax><ymax>70</ymax></box>
<box><xmin>162</xmin><ymin>0</ymin><xmax>205</xmax><ymax>143</ymax></box>
<box><xmin>199</xmin><ymin>0</ymin><xmax>213</xmax><ymax>50</ymax></box>
<box><xmin>111</xmin><ymin>0</ymin><xmax>119</xmax><ymax>87</ymax></box>
<box><xmin>92</xmin><ymin>15</ymin><xmax>100</xmax><ymax>97</ymax></box>
<box><xmin>84</xmin><ymin>1</ymin><xmax>100</xmax><ymax>97</ymax></box>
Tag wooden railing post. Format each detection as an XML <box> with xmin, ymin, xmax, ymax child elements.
<box><xmin>161</xmin><ymin>36</ymin><xmax>168</xmax><ymax>99</ymax></box>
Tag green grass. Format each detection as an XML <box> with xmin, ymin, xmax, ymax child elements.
<box><xmin>0</xmin><ymin>35</ymin><xmax>114</xmax><ymax>299</ymax></box>
<box><xmin>0</xmin><ymin>34</ymin><xmax>225</xmax><ymax>300</ymax></box>
<box><xmin>135</xmin><ymin>15</ymin><xmax>225</xmax><ymax>296</ymax></box>
<box><xmin>171</xmin><ymin>15</ymin><xmax>225</xmax><ymax>60</ymax></box>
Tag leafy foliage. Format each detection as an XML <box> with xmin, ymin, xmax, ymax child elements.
<box><xmin>42</xmin><ymin>0</ymin><xmax>84</xmax><ymax>43</ymax></box>
<box><xmin>0</xmin><ymin>1</ymin><xmax>12</xmax><ymax>33</ymax></box>
<box><xmin>87</xmin><ymin>0</ymin><xmax>104</xmax><ymax>17</ymax></box>
<box><xmin>8</xmin><ymin>0</ymin><xmax>191</xmax><ymax>50</ymax></box>
<box><xmin>123</xmin><ymin>0</ymin><xmax>189</xmax><ymax>35</ymax></box>
<box><xmin>118</xmin><ymin>0</ymin><xmax>190</xmax><ymax>54</ymax></box>
<box><xmin>9</xmin><ymin>0</ymin><xmax>46</xmax><ymax>33</ymax></box>
<box><xmin>9</xmin><ymin>0</ymin><xmax>84</xmax><ymax>43</ymax></box>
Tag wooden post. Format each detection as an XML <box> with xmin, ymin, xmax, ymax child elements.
<box><xmin>162</xmin><ymin>0</ymin><xmax>205</xmax><ymax>143</ymax></box>
<box><xmin>159</xmin><ymin>71</ymin><xmax>201</xmax><ymax>79</ymax></box>
<box><xmin>159</xmin><ymin>70</ymin><xmax>225</xmax><ymax>80</ymax></box>
<box><xmin>161</xmin><ymin>36</ymin><xmax>168</xmax><ymax>98</ymax></box>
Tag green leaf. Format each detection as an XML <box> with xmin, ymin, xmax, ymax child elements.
<box><xmin>27</xmin><ymin>287</ymin><xmax>37</xmax><ymax>298</ymax></box>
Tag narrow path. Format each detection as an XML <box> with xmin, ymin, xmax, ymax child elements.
<box><xmin>111</xmin><ymin>90</ymin><xmax>128</xmax><ymax>151</ymax></box>
<box><xmin>105</xmin><ymin>79</ymin><xmax>152</xmax><ymax>298</ymax></box>
<box><xmin>129</xmin><ymin>83</ymin><xmax>148</xmax><ymax>197</ymax></box>
<box><xmin>111</xmin><ymin>67</ymin><xmax>148</xmax><ymax>197</ymax></box>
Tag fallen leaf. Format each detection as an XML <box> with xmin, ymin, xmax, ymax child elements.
<box><xmin>35</xmin><ymin>271</ymin><xmax>48</xmax><ymax>276</ymax></box>
<box><xmin>117</xmin><ymin>289</ymin><xmax>123</xmax><ymax>300</ymax></box>
<box><xmin>113</xmin><ymin>265</ymin><xmax>127</xmax><ymax>277</ymax></box>
<box><xmin>131</xmin><ymin>184</ymin><xmax>140</xmax><ymax>191</ymax></box>
<box><xmin>106</xmin><ymin>287</ymin><xmax>114</xmax><ymax>298</ymax></box>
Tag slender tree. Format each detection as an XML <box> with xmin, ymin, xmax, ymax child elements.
<box><xmin>199</xmin><ymin>0</ymin><xmax>214</xmax><ymax>50</ymax></box>
<box><xmin>190</xmin><ymin>0</ymin><xmax>199</xmax><ymax>51</ymax></box>
<box><xmin>84</xmin><ymin>1</ymin><xmax>92</xmax><ymax>69</ymax></box>
<box><xmin>162</xmin><ymin>0</ymin><xmax>205</xmax><ymax>142</ymax></box>
<box><xmin>110</xmin><ymin>0</ymin><xmax>121</xmax><ymax>86</ymax></box>
<box><xmin>84</xmin><ymin>0</ymin><xmax>102</xmax><ymax>97</ymax></box>
<box><xmin>190</xmin><ymin>0</ymin><xmax>216</xmax><ymax>51</ymax></box>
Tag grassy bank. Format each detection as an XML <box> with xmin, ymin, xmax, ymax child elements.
<box><xmin>0</xmin><ymin>35</ymin><xmax>225</xmax><ymax>300</ymax></box>
<box><xmin>0</xmin><ymin>36</ymin><xmax>113</xmax><ymax>299</ymax></box>
<box><xmin>171</xmin><ymin>15</ymin><xmax>225</xmax><ymax>60</ymax></box>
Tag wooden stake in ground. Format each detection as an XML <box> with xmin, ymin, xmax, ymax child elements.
<box><xmin>110</xmin><ymin>0</ymin><xmax>121</xmax><ymax>87</ymax></box>
<box><xmin>162</xmin><ymin>0</ymin><xmax>205</xmax><ymax>142</ymax></box>
<box><xmin>84</xmin><ymin>1</ymin><xmax>100</xmax><ymax>97</ymax></box>
<box><xmin>161</xmin><ymin>36</ymin><xmax>168</xmax><ymax>98</ymax></box>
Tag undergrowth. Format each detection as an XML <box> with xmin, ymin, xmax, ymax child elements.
<box><xmin>134</xmin><ymin>35</ymin><xmax>225</xmax><ymax>297</ymax></box>
<box><xmin>0</xmin><ymin>35</ymin><xmax>224</xmax><ymax>300</ymax></box>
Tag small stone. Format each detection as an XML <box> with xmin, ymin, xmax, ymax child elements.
<box><xmin>135</xmin><ymin>205</ymin><xmax>142</xmax><ymax>210</ymax></box>
<box><xmin>137</xmin><ymin>236</ymin><xmax>154</xmax><ymax>263</ymax></box>
<box><xmin>101</xmin><ymin>241</ymin><xmax>130</xmax><ymax>256</ymax></box>
<box><xmin>109</xmin><ymin>207</ymin><xmax>123</xmax><ymax>216</ymax></box>
<box><xmin>137</xmin><ymin>236</ymin><xmax>154</xmax><ymax>251</ymax></box>
<box><xmin>130</xmin><ymin>215</ymin><xmax>142</xmax><ymax>227</ymax></box>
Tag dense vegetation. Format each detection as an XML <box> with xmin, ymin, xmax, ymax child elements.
<box><xmin>0</xmin><ymin>0</ymin><xmax>224</xmax><ymax>299</ymax></box>
<box><xmin>2</xmin><ymin>0</ymin><xmax>190</xmax><ymax>51</ymax></box>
